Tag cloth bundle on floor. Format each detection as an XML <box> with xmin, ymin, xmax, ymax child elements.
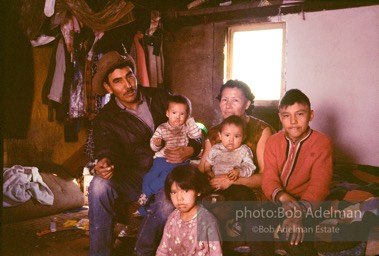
<box><xmin>3</xmin><ymin>165</ymin><xmax>54</xmax><ymax>207</ymax></box>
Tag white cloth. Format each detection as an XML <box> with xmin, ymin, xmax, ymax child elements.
<box><xmin>48</xmin><ymin>37</ymin><xmax>66</xmax><ymax>103</ymax></box>
<box><xmin>206</xmin><ymin>143</ymin><xmax>256</xmax><ymax>177</ymax></box>
<box><xmin>30</xmin><ymin>35</ymin><xmax>56</xmax><ymax>47</ymax></box>
<box><xmin>44</xmin><ymin>0</ymin><xmax>56</xmax><ymax>17</ymax></box>
<box><xmin>3</xmin><ymin>165</ymin><xmax>54</xmax><ymax>207</ymax></box>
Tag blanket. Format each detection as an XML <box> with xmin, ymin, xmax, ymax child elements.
<box><xmin>3</xmin><ymin>165</ymin><xmax>54</xmax><ymax>207</ymax></box>
<box><xmin>315</xmin><ymin>164</ymin><xmax>379</xmax><ymax>244</ymax></box>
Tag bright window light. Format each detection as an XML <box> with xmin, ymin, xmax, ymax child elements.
<box><xmin>226</xmin><ymin>22</ymin><xmax>286</xmax><ymax>102</ymax></box>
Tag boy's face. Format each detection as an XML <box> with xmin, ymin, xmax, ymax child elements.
<box><xmin>166</xmin><ymin>103</ymin><xmax>188</xmax><ymax>127</ymax></box>
<box><xmin>279</xmin><ymin>102</ymin><xmax>314</xmax><ymax>143</ymax></box>
<box><xmin>219</xmin><ymin>123</ymin><xmax>244</xmax><ymax>151</ymax></box>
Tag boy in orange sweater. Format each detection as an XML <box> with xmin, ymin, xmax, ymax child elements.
<box><xmin>246</xmin><ymin>89</ymin><xmax>333</xmax><ymax>255</ymax></box>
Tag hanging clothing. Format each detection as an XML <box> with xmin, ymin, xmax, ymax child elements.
<box><xmin>68</xmin><ymin>31</ymin><xmax>86</xmax><ymax>118</ymax></box>
<box><xmin>60</xmin><ymin>15</ymin><xmax>75</xmax><ymax>62</ymax></box>
<box><xmin>146</xmin><ymin>38</ymin><xmax>164</xmax><ymax>87</ymax></box>
<box><xmin>134</xmin><ymin>31</ymin><xmax>150</xmax><ymax>86</ymax></box>
<box><xmin>146</xmin><ymin>10</ymin><xmax>160</xmax><ymax>37</ymax></box>
<box><xmin>145</xmin><ymin>29</ymin><xmax>164</xmax><ymax>87</ymax></box>
<box><xmin>48</xmin><ymin>37</ymin><xmax>66</xmax><ymax>103</ymax></box>
<box><xmin>87</xmin><ymin>31</ymin><xmax>104</xmax><ymax>61</ymax></box>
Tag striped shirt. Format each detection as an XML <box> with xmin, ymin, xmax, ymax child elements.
<box><xmin>151</xmin><ymin>117</ymin><xmax>202</xmax><ymax>158</ymax></box>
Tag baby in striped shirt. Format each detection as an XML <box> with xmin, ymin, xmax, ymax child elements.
<box><xmin>135</xmin><ymin>94</ymin><xmax>202</xmax><ymax>217</ymax></box>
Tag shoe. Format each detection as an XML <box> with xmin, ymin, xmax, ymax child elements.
<box><xmin>117</xmin><ymin>225</ymin><xmax>138</xmax><ymax>238</ymax></box>
<box><xmin>131</xmin><ymin>210</ymin><xmax>143</xmax><ymax>219</ymax></box>
<box><xmin>225</xmin><ymin>219</ymin><xmax>243</xmax><ymax>237</ymax></box>
<box><xmin>138</xmin><ymin>193</ymin><xmax>148</xmax><ymax>206</ymax></box>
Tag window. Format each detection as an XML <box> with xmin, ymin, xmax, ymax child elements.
<box><xmin>225</xmin><ymin>22</ymin><xmax>286</xmax><ymax>104</ymax></box>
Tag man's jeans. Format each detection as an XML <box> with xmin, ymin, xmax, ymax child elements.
<box><xmin>135</xmin><ymin>189</ymin><xmax>174</xmax><ymax>256</ymax></box>
<box><xmin>88</xmin><ymin>175</ymin><xmax>140</xmax><ymax>256</ymax></box>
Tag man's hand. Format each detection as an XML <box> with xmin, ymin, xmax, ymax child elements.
<box><xmin>227</xmin><ymin>169</ymin><xmax>240</xmax><ymax>181</ymax></box>
<box><xmin>277</xmin><ymin>192</ymin><xmax>301</xmax><ymax>213</ymax></box>
<box><xmin>94</xmin><ymin>157</ymin><xmax>114</xmax><ymax>180</ymax></box>
<box><xmin>281</xmin><ymin>215</ymin><xmax>304</xmax><ymax>246</ymax></box>
<box><xmin>278</xmin><ymin>193</ymin><xmax>304</xmax><ymax>246</ymax></box>
<box><xmin>278</xmin><ymin>191</ymin><xmax>296</xmax><ymax>203</ymax></box>
<box><xmin>164</xmin><ymin>146</ymin><xmax>193</xmax><ymax>164</ymax></box>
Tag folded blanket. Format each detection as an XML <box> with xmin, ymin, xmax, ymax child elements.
<box><xmin>3</xmin><ymin>165</ymin><xmax>54</xmax><ymax>207</ymax></box>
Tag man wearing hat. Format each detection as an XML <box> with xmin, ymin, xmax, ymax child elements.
<box><xmin>89</xmin><ymin>51</ymin><xmax>201</xmax><ymax>255</ymax></box>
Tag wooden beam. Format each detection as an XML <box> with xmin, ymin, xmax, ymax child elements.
<box><xmin>163</xmin><ymin>0</ymin><xmax>379</xmax><ymax>28</ymax></box>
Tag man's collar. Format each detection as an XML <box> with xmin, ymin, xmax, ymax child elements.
<box><xmin>114</xmin><ymin>92</ymin><xmax>143</xmax><ymax>110</ymax></box>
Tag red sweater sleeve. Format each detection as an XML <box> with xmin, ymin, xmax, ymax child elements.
<box><xmin>300</xmin><ymin>134</ymin><xmax>333</xmax><ymax>207</ymax></box>
<box><xmin>262</xmin><ymin>133</ymin><xmax>284</xmax><ymax>201</ymax></box>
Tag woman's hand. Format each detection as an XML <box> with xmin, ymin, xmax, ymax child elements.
<box><xmin>210</xmin><ymin>174</ymin><xmax>233</xmax><ymax>191</ymax></box>
<box><xmin>94</xmin><ymin>157</ymin><xmax>114</xmax><ymax>180</ymax></box>
<box><xmin>164</xmin><ymin>146</ymin><xmax>194</xmax><ymax>164</ymax></box>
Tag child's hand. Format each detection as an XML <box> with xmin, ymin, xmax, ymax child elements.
<box><xmin>153</xmin><ymin>138</ymin><xmax>162</xmax><ymax>147</ymax></box>
<box><xmin>227</xmin><ymin>169</ymin><xmax>239</xmax><ymax>181</ymax></box>
<box><xmin>206</xmin><ymin>171</ymin><xmax>215</xmax><ymax>180</ymax></box>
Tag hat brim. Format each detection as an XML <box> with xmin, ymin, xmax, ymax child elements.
<box><xmin>92</xmin><ymin>51</ymin><xmax>136</xmax><ymax>96</ymax></box>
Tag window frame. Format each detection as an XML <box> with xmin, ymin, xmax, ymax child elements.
<box><xmin>225</xmin><ymin>22</ymin><xmax>286</xmax><ymax>107</ymax></box>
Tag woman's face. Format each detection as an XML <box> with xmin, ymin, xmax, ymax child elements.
<box><xmin>219</xmin><ymin>87</ymin><xmax>251</xmax><ymax>119</ymax></box>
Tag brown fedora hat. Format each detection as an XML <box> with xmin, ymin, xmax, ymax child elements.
<box><xmin>93</xmin><ymin>51</ymin><xmax>136</xmax><ymax>96</ymax></box>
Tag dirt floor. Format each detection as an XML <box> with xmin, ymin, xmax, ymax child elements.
<box><xmin>2</xmin><ymin>207</ymin><xmax>90</xmax><ymax>256</ymax></box>
<box><xmin>1</xmin><ymin>207</ymin><xmax>139</xmax><ymax>256</ymax></box>
<box><xmin>2</xmin><ymin>206</ymin><xmax>378</xmax><ymax>256</ymax></box>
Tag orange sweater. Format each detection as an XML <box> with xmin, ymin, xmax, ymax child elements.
<box><xmin>262</xmin><ymin>129</ymin><xmax>333</xmax><ymax>209</ymax></box>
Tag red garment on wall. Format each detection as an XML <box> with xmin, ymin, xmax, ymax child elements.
<box><xmin>133</xmin><ymin>31</ymin><xmax>150</xmax><ymax>86</ymax></box>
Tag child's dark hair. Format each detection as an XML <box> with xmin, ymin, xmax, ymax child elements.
<box><xmin>219</xmin><ymin>115</ymin><xmax>247</xmax><ymax>137</ymax></box>
<box><xmin>164</xmin><ymin>165</ymin><xmax>211</xmax><ymax>201</ymax></box>
<box><xmin>167</xmin><ymin>94</ymin><xmax>192</xmax><ymax>117</ymax></box>
<box><xmin>279</xmin><ymin>89</ymin><xmax>311</xmax><ymax>109</ymax></box>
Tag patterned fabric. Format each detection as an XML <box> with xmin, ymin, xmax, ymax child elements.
<box><xmin>151</xmin><ymin>117</ymin><xmax>202</xmax><ymax>158</ymax></box>
<box><xmin>206</xmin><ymin>143</ymin><xmax>256</xmax><ymax>177</ymax></box>
<box><xmin>317</xmin><ymin>241</ymin><xmax>367</xmax><ymax>256</ymax></box>
<box><xmin>327</xmin><ymin>164</ymin><xmax>379</xmax><ymax>201</ymax></box>
<box><xmin>69</xmin><ymin>31</ymin><xmax>86</xmax><ymax>118</ymax></box>
<box><xmin>156</xmin><ymin>205</ymin><xmax>223</xmax><ymax>256</ymax></box>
